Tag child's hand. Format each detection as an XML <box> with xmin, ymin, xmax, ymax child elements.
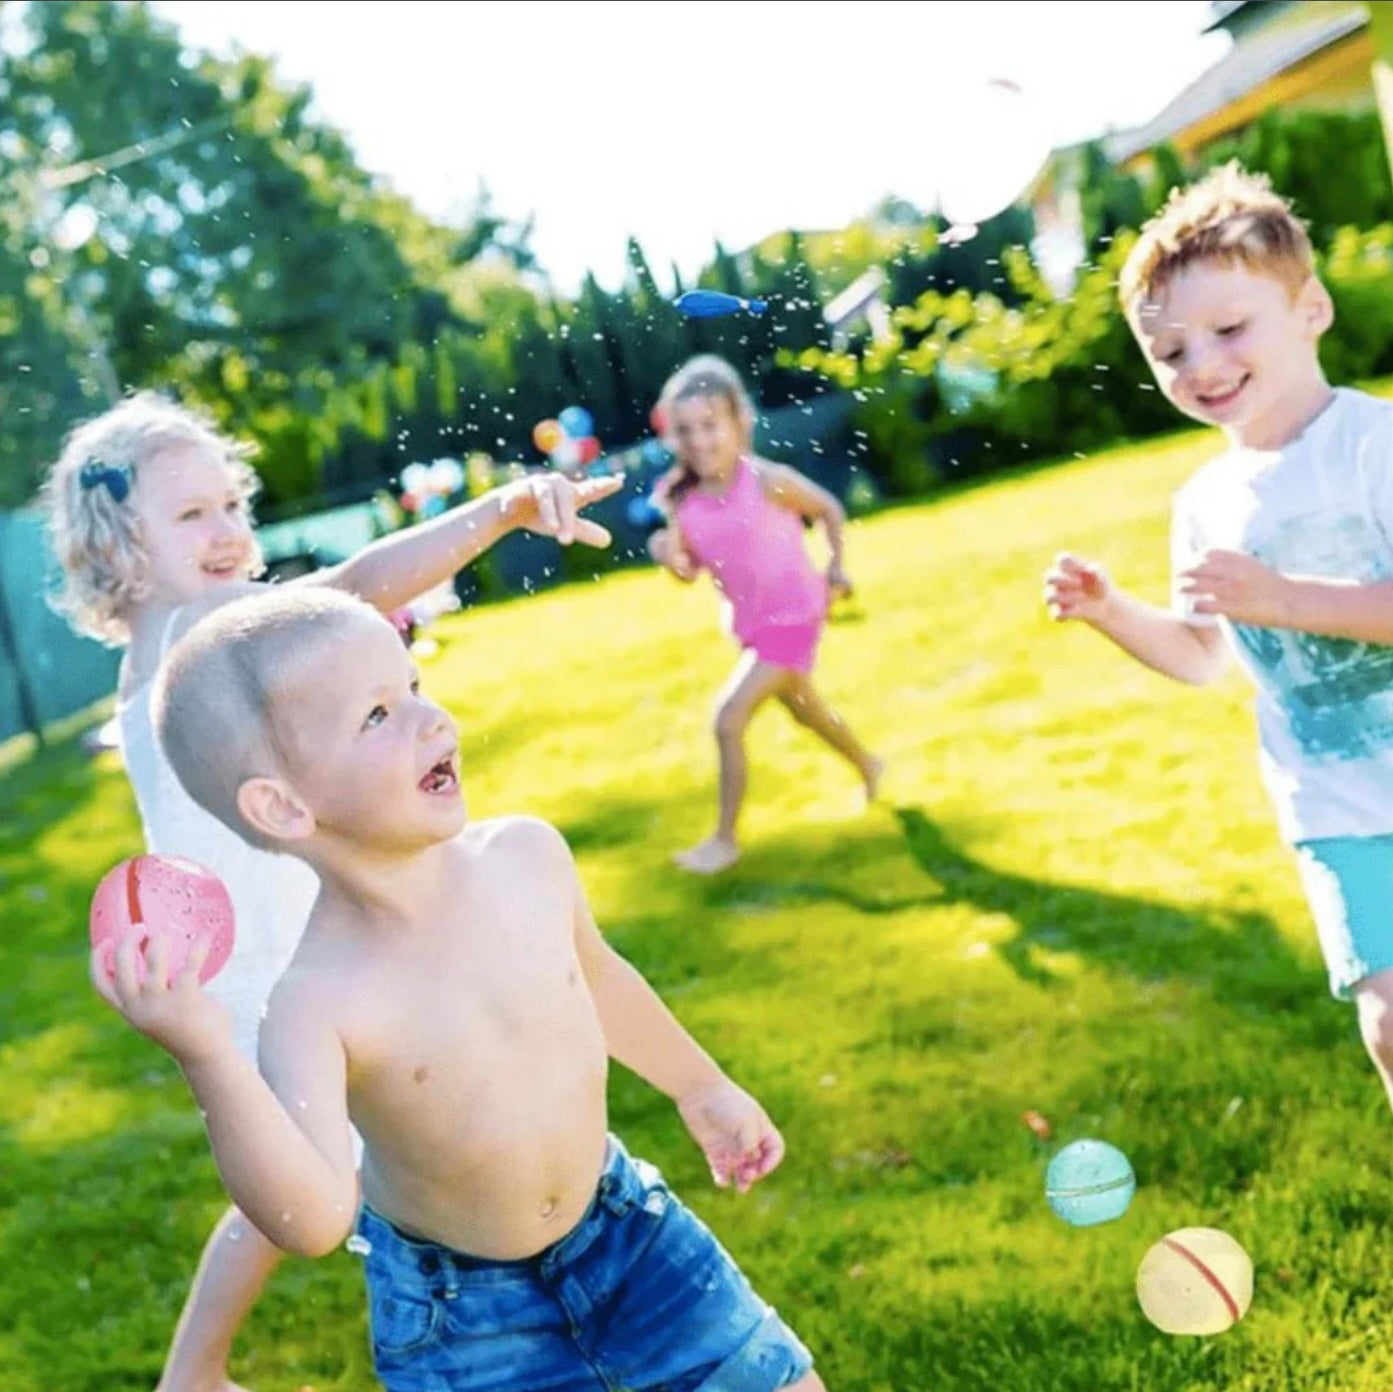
<box><xmin>90</xmin><ymin>932</ymin><xmax>233</xmax><ymax>1067</ymax></box>
<box><xmin>649</xmin><ymin>529</ymin><xmax>697</xmax><ymax>581</ymax></box>
<box><xmin>1179</xmin><ymin>549</ymin><xmax>1291</xmax><ymax>627</ymax></box>
<box><xmin>677</xmin><ymin>1080</ymin><xmax>785</xmax><ymax>1193</ymax></box>
<box><xmin>827</xmin><ymin>563</ymin><xmax>853</xmax><ymax>603</ymax></box>
<box><xmin>506</xmin><ymin>474</ymin><xmax>621</xmax><ymax>547</ymax></box>
<box><xmin>1044</xmin><ymin>553</ymin><xmax>1115</xmax><ymax>623</ymax></box>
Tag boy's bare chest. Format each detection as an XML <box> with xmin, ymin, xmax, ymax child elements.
<box><xmin>342</xmin><ymin>915</ymin><xmax>598</xmax><ymax>1093</ymax></box>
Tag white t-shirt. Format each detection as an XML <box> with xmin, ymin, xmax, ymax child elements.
<box><xmin>117</xmin><ymin>613</ymin><xmax>320</xmax><ymax>1064</ymax></box>
<box><xmin>1170</xmin><ymin>387</ymin><xmax>1393</xmax><ymax>844</ymax></box>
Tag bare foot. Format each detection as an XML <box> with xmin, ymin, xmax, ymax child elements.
<box><xmin>861</xmin><ymin>756</ymin><xmax>885</xmax><ymax>805</ymax></box>
<box><xmin>156</xmin><ymin>1379</ymin><xmax>253</xmax><ymax>1392</ymax></box>
<box><xmin>674</xmin><ymin>837</ymin><xmax>741</xmax><ymax>875</ymax></box>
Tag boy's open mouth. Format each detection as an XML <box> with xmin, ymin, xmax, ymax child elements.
<box><xmin>419</xmin><ymin>756</ymin><xmax>457</xmax><ymax>795</ymax></box>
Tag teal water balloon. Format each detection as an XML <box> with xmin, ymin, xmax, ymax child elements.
<box><xmin>1045</xmin><ymin>1139</ymin><xmax>1136</xmax><ymax>1227</ymax></box>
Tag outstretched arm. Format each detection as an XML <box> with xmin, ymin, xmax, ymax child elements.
<box><xmin>1044</xmin><ymin>552</ymin><xmax>1231</xmax><ymax>687</ymax></box>
<box><xmin>167</xmin><ymin>472</ymin><xmax>624</xmax><ymax>647</ymax></box>
<box><xmin>306</xmin><ymin>472</ymin><xmax>622</xmax><ymax>615</ymax></box>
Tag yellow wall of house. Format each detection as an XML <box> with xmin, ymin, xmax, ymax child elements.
<box><xmin>1229</xmin><ymin>0</ymin><xmax>1368</xmax><ymax>41</ymax></box>
<box><xmin>1121</xmin><ymin>28</ymin><xmax>1375</xmax><ymax>173</ymax></box>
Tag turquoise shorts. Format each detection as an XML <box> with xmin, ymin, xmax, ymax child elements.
<box><xmin>1293</xmin><ymin>835</ymin><xmax>1393</xmax><ymax>1000</ymax></box>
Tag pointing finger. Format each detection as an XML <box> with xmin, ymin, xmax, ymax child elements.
<box><xmin>571</xmin><ymin>518</ymin><xmax>613</xmax><ymax>549</ymax></box>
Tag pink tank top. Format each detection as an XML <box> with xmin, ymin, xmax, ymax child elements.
<box><xmin>674</xmin><ymin>458</ymin><xmax>828</xmax><ymax>642</ymax></box>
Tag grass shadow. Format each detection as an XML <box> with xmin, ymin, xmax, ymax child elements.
<box><xmin>890</xmin><ymin>804</ymin><xmax>1322</xmax><ymax>1020</ymax></box>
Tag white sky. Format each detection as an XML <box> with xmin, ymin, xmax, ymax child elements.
<box><xmin>150</xmin><ymin>0</ymin><xmax>1228</xmax><ymax>293</ymax></box>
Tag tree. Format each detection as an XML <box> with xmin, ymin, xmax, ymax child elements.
<box><xmin>3</xmin><ymin>1</ymin><xmax>458</xmax><ymax>501</ymax></box>
<box><xmin>1201</xmin><ymin>109</ymin><xmax>1393</xmax><ymax>246</ymax></box>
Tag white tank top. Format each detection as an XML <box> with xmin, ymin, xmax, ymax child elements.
<box><xmin>116</xmin><ymin>611</ymin><xmax>320</xmax><ymax>1064</ymax></box>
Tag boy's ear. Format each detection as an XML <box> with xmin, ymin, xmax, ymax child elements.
<box><xmin>237</xmin><ymin>776</ymin><xmax>316</xmax><ymax>844</ymax></box>
<box><xmin>1300</xmin><ymin>276</ymin><xmax>1335</xmax><ymax>336</ymax></box>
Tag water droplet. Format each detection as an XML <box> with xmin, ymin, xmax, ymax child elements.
<box><xmin>346</xmin><ymin>1234</ymin><xmax>373</xmax><ymax>1257</ymax></box>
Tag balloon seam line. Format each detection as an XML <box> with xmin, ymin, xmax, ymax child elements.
<box><xmin>125</xmin><ymin>858</ymin><xmax>144</xmax><ymax>928</ymax></box>
<box><xmin>1160</xmin><ymin>1237</ymin><xmax>1240</xmax><ymax>1325</ymax></box>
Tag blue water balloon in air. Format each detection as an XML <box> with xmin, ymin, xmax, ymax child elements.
<box><xmin>674</xmin><ymin>290</ymin><xmax>768</xmax><ymax>319</ymax></box>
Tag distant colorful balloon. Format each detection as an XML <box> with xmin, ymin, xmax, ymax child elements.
<box><xmin>550</xmin><ymin>435</ymin><xmax>583</xmax><ymax>472</ymax></box>
<box><xmin>558</xmin><ymin>405</ymin><xmax>595</xmax><ymax>439</ymax></box>
<box><xmin>400</xmin><ymin>462</ymin><xmax>431</xmax><ymax>496</ymax></box>
<box><xmin>533</xmin><ymin>419</ymin><xmax>564</xmax><ymax>454</ymax></box>
<box><xmin>427</xmin><ymin>458</ymin><xmax>464</xmax><ymax>494</ymax></box>
<box><xmin>674</xmin><ymin>290</ymin><xmax>768</xmax><ymax>319</ymax></box>
<box><xmin>626</xmin><ymin>496</ymin><xmax>666</xmax><ymax>530</ymax></box>
<box><xmin>534</xmin><ymin>407</ymin><xmax>602</xmax><ymax>473</ymax></box>
<box><xmin>398</xmin><ymin>457</ymin><xmax>464</xmax><ymax>519</ymax></box>
<box><xmin>639</xmin><ymin>439</ymin><xmax>671</xmax><ymax>472</ymax></box>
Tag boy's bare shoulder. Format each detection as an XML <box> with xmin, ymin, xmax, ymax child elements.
<box><xmin>459</xmin><ymin>814</ymin><xmax>573</xmax><ymax>865</ymax></box>
<box><xmin>261</xmin><ymin>953</ymin><xmax>342</xmax><ymax>1043</ymax></box>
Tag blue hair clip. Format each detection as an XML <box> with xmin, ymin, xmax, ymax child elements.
<box><xmin>79</xmin><ymin>459</ymin><xmax>132</xmax><ymax>503</ymax></box>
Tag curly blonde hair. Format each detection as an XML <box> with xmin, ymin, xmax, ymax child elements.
<box><xmin>41</xmin><ymin>393</ymin><xmax>264</xmax><ymax>646</ymax></box>
<box><xmin>1119</xmin><ymin>161</ymin><xmax>1316</xmax><ymax>319</ymax></box>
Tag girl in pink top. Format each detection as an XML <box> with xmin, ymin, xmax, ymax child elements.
<box><xmin>649</xmin><ymin>356</ymin><xmax>882</xmax><ymax>875</ymax></box>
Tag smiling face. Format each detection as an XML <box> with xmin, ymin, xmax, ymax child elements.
<box><xmin>134</xmin><ymin>441</ymin><xmax>258</xmax><ymax>604</ymax></box>
<box><xmin>667</xmin><ymin>392</ymin><xmax>749</xmax><ymax>487</ymax></box>
<box><xmin>277</xmin><ymin>608</ymin><xmax>466</xmax><ymax>854</ymax></box>
<box><xmin>1131</xmin><ymin>260</ymin><xmax>1333</xmax><ymax>450</ymax></box>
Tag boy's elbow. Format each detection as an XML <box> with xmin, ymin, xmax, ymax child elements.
<box><xmin>1187</xmin><ymin>663</ymin><xmax>1228</xmax><ymax>689</ymax></box>
<box><xmin>296</xmin><ymin>1230</ymin><xmax>350</xmax><ymax>1260</ymax></box>
<box><xmin>244</xmin><ymin>1173</ymin><xmax>358</xmax><ymax>1259</ymax></box>
<box><xmin>286</xmin><ymin>1210</ymin><xmax>356</xmax><ymax>1259</ymax></box>
<box><xmin>1179</xmin><ymin>637</ymin><xmax>1229</xmax><ymax>687</ymax></box>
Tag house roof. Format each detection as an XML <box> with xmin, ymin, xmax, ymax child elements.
<box><xmin>823</xmin><ymin>267</ymin><xmax>887</xmax><ymax>328</ymax></box>
<box><xmin>1105</xmin><ymin>5</ymin><xmax>1369</xmax><ymax>164</ymax></box>
<box><xmin>1204</xmin><ymin>1</ymin><xmax>1251</xmax><ymax>33</ymax></box>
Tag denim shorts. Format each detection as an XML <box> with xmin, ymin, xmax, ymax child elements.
<box><xmin>352</xmin><ymin>1135</ymin><xmax>814</xmax><ymax>1392</ymax></box>
<box><xmin>1294</xmin><ymin>834</ymin><xmax>1393</xmax><ymax>1000</ymax></box>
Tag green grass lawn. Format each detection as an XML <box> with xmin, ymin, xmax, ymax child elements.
<box><xmin>7</xmin><ymin>417</ymin><xmax>1393</xmax><ymax>1391</ymax></box>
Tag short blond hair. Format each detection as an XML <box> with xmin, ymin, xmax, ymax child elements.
<box><xmin>41</xmin><ymin>392</ymin><xmax>264</xmax><ymax>646</ymax></box>
<box><xmin>1119</xmin><ymin>161</ymin><xmax>1316</xmax><ymax>318</ymax></box>
<box><xmin>154</xmin><ymin>589</ymin><xmax>373</xmax><ymax>848</ymax></box>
